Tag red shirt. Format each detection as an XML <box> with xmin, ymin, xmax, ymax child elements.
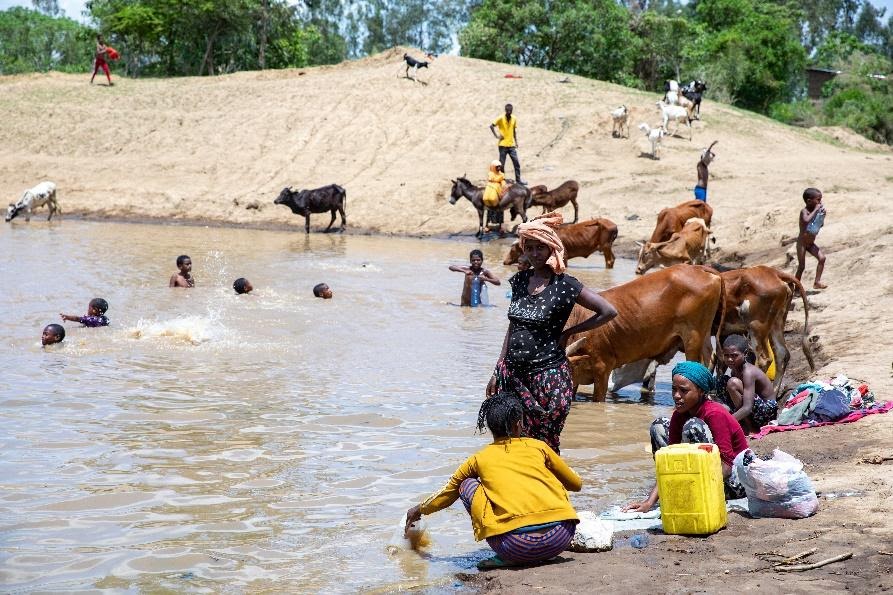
<box><xmin>669</xmin><ymin>399</ymin><xmax>748</xmax><ymax>467</ymax></box>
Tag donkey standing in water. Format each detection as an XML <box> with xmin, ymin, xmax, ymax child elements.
<box><xmin>449</xmin><ymin>176</ymin><xmax>531</xmax><ymax>238</ymax></box>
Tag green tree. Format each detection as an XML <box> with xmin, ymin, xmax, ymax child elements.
<box><xmin>460</xmin><ymin>0</ymin><xmax>638</xmax><ymax>84</ymax></box>
<box><xmin>0</xmin><ymin>6</ymin><xmax>93</xmax><ymax>74</ymax></box>
<box><xmin>630</xmin><ymin>10</ymin><xmax>694</xmax><ymax>88</ymax></box>
<box><xmin>822</xmin><ymin>51</ymin><xmax>893</xmax><ymax>143</ymax></box>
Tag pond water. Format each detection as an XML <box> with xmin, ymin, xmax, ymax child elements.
<box><xmin>0</xmin><ymin>221</ymin><xmax>674</xmax><ymax>592</ymax></box>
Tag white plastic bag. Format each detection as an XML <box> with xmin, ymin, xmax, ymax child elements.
<box><xmin>734</xmin><ymin>449</ymin><xmax>818</xmax><ymax>519</ymax></box>
<box><xmin>568</xmin><ymin>511</ymin><xmax>613</xmax><ymax>552</ymax></box>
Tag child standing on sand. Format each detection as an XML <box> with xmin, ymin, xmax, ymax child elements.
<box><xmin>796</xmin><ymin>188</ymin><xmax>827</xmax><ymax>289</ymax></box>
<box><xmin>169</xmin><ymin>255</ymin><xmax>194</xmax><ymax>288</ymax></box>
<box><xmin>61</xmin><ymin>298</ymin><xmax>110</xmax><ymax>327</ymax></box>
<box><xmin>449</xmin><ymin>249</ymin><xmax>500</xmax><ymax>306</ymax></box>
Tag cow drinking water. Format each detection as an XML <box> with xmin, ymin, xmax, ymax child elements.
<box><xmin>6</xmin><ymin>181</ymin><xmax>60</xmax><ymax>222</ymax></box>
<box><xmin>274</xmin><ymin>184</ymin><xmax>346</xmax><ymax>233</ymax></box>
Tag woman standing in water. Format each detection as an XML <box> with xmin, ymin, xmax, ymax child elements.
<box><xmin>486</xmin><ymin>212</ymin><xmax>617</xmax><ymax>453</ymax></box>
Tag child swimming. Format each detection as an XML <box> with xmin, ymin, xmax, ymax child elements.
<box><xmin>233</xmin><ymin>278</ymin><xmax>253</xmax><ymax>294</ymax></box>
<box><xmin>404</xmin><ymin>393</ymin><xmax>581</xmax><ymax>570</ymax></box>
<box><xmin>169</xmin><ymin>255</ymin><xmax>194</xmax><ymax>288</ymax></box>
<box><xmin>313</xmin><ymin>283</ymin><xmax>333</xmax><ymax>299</ymax></box>
<box><xmin>61</xmin><ymin>298</ymin><xmax>110</xmax><ymax>327</ymax></box>
<box><xmin>449</xmin><ymin>249</ymin><xmax>501</xmax><ymax>306</ymax></box>
<box><xmin>42</xmin><ymin>323</ymin><xmax>65</xmax><ymax>346</ymax></box>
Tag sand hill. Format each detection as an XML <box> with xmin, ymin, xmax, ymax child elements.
<box><xmin>2</xmin><ymin>47</ymin><xmax>892</xmax><ymax>390</ymax></box>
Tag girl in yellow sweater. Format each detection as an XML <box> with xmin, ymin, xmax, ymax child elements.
<box><xmin>404</xmin><ymin>393</ymin><xmax>582</xmax><ymax>570</ymax></box>
<box><xmin>482</xmin><ymin>160</ymin><xmax>507</xmax><ymax>208</ymax></box>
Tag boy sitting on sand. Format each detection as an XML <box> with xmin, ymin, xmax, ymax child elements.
<box><xmin>449</xmin><ymin>249</ymin><xmax>500</xmax><ymax>306</ymax></box>
<box><xmin>796</xmin><ymin>188</ymin><xmax>827</xmax><ymax>289</ymax></box>
<box><xmin>404</xmin><ymin>393</ymin><xmax>581</xmax><ymax>570</ymax></box>
<box><xmin>169</xmin><ymin>255</ymin><xmax>194</xmax><ymax>288</ymax></box>
<box><xmin>61</xmin><ymin>298</ymin><xmax>110</xmax><ymax>327</ymax></box>
<box><xmin>715</xmin><ymin>335</ymin><xmax>780</xmax><ymax>434</ymax></box>
<box><xmin>42</xmin><ymin>324</ymin><xmax>65</xmax><ymax>346</ymax></box>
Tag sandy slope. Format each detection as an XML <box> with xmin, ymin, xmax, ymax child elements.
<box><xmin>2</xmin><ymin>48</ymin><xmax>892</xmax><ymax>590</ymax></box>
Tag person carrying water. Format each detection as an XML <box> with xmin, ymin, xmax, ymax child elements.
<box><xmin>489</xmin><ymin>103</ymin><xmax>526</xmax><ymax>185</ymax></box>
<box><xmin>61</xmin><ymin>298</ymin><xmax>110</xmax><ymax>327</ymax></box>
<box><xmin>404</xmin><ymin>393</ymin><xmax>582</xmax><ymax>570</ymax></box>
<box><xmin>449</xmin><ymin>249</ymin><xmax>500</xmax><ymax>307</ymax></box>
<box><xmin>90</xmin><ymin>34</ymin><xmax>113</xmax><ymax>86</ymax></box>
<box><xmin>796</xmin><ymin>187</ymin><xmax>827</xmax><ymax>289</ymax></box>
<box><xmin>486</xmin><ymin>211</ymin><xmax>617</xmax><ymax>453</ymax></box>
<box><xmin>694</xmin><ymin>140</ymin><xmax>718</xmax><ymax>201</ymax></box>
<box><xmin>623</xmin><ymin>361</ymin><xmax>748</xmax><ymax>513</ymax></box>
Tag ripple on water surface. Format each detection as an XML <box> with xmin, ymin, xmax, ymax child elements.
<box><xmin>0</xmin><ymin>221</ymin><xmax>672</xmax><ymax>592</ymax></box>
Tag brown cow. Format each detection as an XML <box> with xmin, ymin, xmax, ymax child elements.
<box><xmin>635</xmin><ymin>217</ymin><xmax>711</xmax><ymax>274</ymax></box>
<box><xmin>717</xmin><ymin>265</ymin><xmax>814</xmax><ymax>393</ymax></box>
<box><xmin>565</xmin><ymin>265</ymin><xmax>724</xmax><ymax>401</ymax></box>
<box><xmin>503</xmin><ymin>217</ymin><xmax>618</xmax><ymax>269</ymax></box>
<box><xmin>648</xmin><ymin>199</ymin><xmax>713</xmax><ymax>243</ymax></box>
<box><xmin>529</xmin><ymin>181</ymin><xmax>579</xmax><ymax>223</ymax></box>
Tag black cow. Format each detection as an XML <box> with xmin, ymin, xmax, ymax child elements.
<box><xmin>682</xmin><ymin>80</ymin><xmax>708</xmax><ymax>118</ymax></box>
<box><xmin>274</xmin><ymin>184</ymin><xmax>347</xmax><ymax>233</ymax></box>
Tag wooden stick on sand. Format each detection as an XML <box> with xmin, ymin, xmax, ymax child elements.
<box><xmin>774</xmin><ymin>552</ymin><xmax>852</xmax><ymax>572</ymax></box>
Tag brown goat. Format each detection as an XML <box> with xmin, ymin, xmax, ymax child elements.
<box><xmin>529</xmin><ymin>181</ymin><xmax>579</xmax><ymax>223</ymax></box>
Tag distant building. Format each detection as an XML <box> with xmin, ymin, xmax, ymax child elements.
<box><xmin>805</xmin><ymin>67</ymin><xmax>840</xmax><ymax>99</ymax></box>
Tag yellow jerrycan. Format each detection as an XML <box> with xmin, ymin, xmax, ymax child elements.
<box><xmin>655</xmin><ymin>443</ymin><xmax>727</xmax><ymax>535</ymax></box>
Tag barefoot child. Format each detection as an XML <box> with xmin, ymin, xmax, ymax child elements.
<box><xmin>449</xmin><ymin>249</ymin><xmax>500</xmax><ymax>307</ymax></box>
<box><xmin>61</xmin><ymin>298</ymin><xmax>110</xmax><ymax>327</ymax></box>
<box><xmin>796</xmin><ymin>188</ymin><xmax>827</xmax><ymax>289</ymax></box>
<box><xmin>404</xmin><ymin>393</ymin><xmax>581</xmax><ymax>570</ymax></box>
<box><xmin>42</xmin><ymin>324</ymin><xmax>65</xmax><ymax>346</ymax></box>
<box><xmin>169</xmin><ymin>255</ymin><xmax>194</xmax><ymax>288</ymax></box>
<box><xmin>716</xmin><ymin>334</ymin><xmax>779</xmax><ymax>434</ymax></box>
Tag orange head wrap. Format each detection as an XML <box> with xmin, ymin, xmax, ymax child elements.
<box><xmin>517</xmin><ymin>211</ymin><xmax>566</xmax><ymax>274</ymax></box>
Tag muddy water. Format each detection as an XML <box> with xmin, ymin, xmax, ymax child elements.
<box><xmin>0</xmin><ymin>221</ymin><xmax>674</xmax><ymax>592</ymax></box>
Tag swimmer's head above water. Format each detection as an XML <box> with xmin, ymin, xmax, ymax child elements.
<box><xmin>313</xmin><ymin>283</ymin><xmax>333</xmax><ymax>299</ymax></box>
<box><xmin>89</xmin><ymin>298</ymin><xmax>109</xmax><ymax>316</ymax></box>
<box><xmin>233</xmin><ymin>278</ymin><xmax>253</xmax><ymax>294</ymax></box>
<box><xmin>42</xmin><ymin>323</ymin><xmax>65</xmax><ymax>346</ymax></box>
<box><xmin>469</xmin><ymin>249</ymin><xmax>483</xmax><ymax>272</ymax></box>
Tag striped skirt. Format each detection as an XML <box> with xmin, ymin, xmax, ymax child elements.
<box><xmin>460</xmin><ymin>478</ymin><xmax>575</xmax><ymax>564</ymax></box>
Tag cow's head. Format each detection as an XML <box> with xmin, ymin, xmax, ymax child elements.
<box><xmin>273</xmin><ymin>187</ymin><xmax>293</xmax><ymax>205</ymax></box>
<box><xmin>503</xmin><ymin>241</ymin><xmax>522</xmax><ymax>265</ymax></box>
<box><xmin>635</xmin><ymin>240</ymin><xmax>659</xmax><ymax>275</ymax></box>
<box><xmin>5</xmin><ymin>203</ymin><xmax>19</xmax><ymax>222</ymax></box>
<box><xmin>568</xmin><ymin>354</ymin><xmax>595</xmax><ymax>387</ymax></box>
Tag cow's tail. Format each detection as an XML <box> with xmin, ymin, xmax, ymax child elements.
<box><xmin>776</xmin><ymin>270</ymin><xmax>815</xmax><ymax>372</ymax></box>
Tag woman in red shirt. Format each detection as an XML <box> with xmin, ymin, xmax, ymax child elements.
<box><xmin>90</xmin><ymin>35</ymin><xmax>113</xmax><ymax>86</ymax></box>
<box><xmin>624</xmin><ymin>361</ymin><xmax>748</xmax><ymax>512</ymax></box>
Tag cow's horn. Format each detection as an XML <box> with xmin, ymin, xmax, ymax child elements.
<box><xmin>634</xmin><ymin>240</ymin><xmax>645</xmax><ymax>247</ymax></box>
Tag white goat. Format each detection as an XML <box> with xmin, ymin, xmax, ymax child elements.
<box><xmin>638</xmin><ymin>123</ymin><xmax>666</xmax><ymax>160</ymax></box>
<box><xmin>610</xmin><ymin>105</ymin><xmax>629</xmax><ymax>138</ymax></box>
<box><xmin>656</xmin><ymin>100</ymin><xmax>693</xmax><ymax>140</ymax></box>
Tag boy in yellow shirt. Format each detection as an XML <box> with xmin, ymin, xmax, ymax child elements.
<box><xmin>404</xmin><ymin>393</ymin><xmax>581</xmax><ymax>569</ymax></box>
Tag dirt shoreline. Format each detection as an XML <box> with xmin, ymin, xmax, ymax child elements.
<box><xmin>2</xmin><ymin>50</ymin><xmax>891</xmax><ymax>593</ymax></box>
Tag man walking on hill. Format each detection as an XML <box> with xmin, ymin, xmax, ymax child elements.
<box><xmin>490</xmin><ymin>104</ymin><xmax>526</xmax><ymax>185</ymax></box>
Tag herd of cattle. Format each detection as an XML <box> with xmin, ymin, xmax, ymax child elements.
<box><xmin>8</xmin><ymin>175</ymin><xmax>812</xmax><ymax>401</ymax></box>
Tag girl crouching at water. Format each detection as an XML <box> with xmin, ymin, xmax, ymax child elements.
<box><xmin>486</xmin><ymin>211</ymin><xmax>617</xmax><ymax>453</ymax></box>
<box><xmin>404</xmin><ymin>393</ymin><xmax>582</xmax><ymax>570</ymax></box>
<box><xmin>624</xmin><ymin>362</ymin><xmax>748</xmax><ymax>513</ymax></box>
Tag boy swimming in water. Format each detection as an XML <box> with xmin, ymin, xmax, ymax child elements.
<box><xmin>449</xmin><ymin>249</ymin><xmax>501</xmax><ymax>306</ymax></box>
<box><xmin>313</xmin><ymin>283</ymin><xmax>333</xmax><ymax>299</ymax></box>
<box><xmin>233</xmin><ymin>278</ymin><xmax>253</xmax><ymax>294</ymax></box>
<box><xmin>61</xmin><ymin>298</ymin><xmax>110</xmax><ymax>327</ymax></box>
<box><xmin>42</xmin><ymin>323</ymin><xmax>65</xmax><ymax>346</ymax></box>
<box><xmin>796</xmin><ymin>188</ymin><xmax>827</xmax><ymax>289</ymax></box>
<box><xmin>169</xmin><ymin>255</ymin><xmax>194</xmax><ymax>288</ymax></box>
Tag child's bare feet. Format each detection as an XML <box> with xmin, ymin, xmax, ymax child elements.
<box><xmin>813</xmin><ymin>282</ymin><xmax>828</xmax><ymax>289</ymax></box>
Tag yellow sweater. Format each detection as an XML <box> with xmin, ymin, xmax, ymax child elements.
<box><xmin>419</xmin><ymin>437</ymin><xmax>582</xmax><ymax>540</ymax></box>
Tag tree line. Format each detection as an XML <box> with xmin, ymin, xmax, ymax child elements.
<box><xmin>1</xmin><ymin>0</ymin><xmax>891</xmax><ymax>143</ymax></box>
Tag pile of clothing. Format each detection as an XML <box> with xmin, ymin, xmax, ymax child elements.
<box><xmin>776</xmin><ymin>374</ymin><xmax>876</xmax><ymax>426</ymax></box>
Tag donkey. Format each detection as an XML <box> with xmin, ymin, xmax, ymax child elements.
<box><xmin>449</xmin><ymin>177</ymin><xmax>531</xmax><ymax>238</ymax></box>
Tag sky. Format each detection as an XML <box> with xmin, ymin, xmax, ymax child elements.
<box><xmin>1</xmin><ymin>0</ymin><xmax>892</xmax><ymax>25</ymax></box>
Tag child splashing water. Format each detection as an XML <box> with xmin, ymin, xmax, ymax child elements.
<box><xmin>449</xmin><ymin>249</ymin><xmax>500</xmax><ymax>307</ymax></box>
<box><xmin>404</xmin><ymin>393</ymin><xmax>582</xmax><ymax>570</ymax></box>
<box><xmin>61</xmin><ymin>298</ymin><xmax>110</xmax><ymax>327</ymax></box>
